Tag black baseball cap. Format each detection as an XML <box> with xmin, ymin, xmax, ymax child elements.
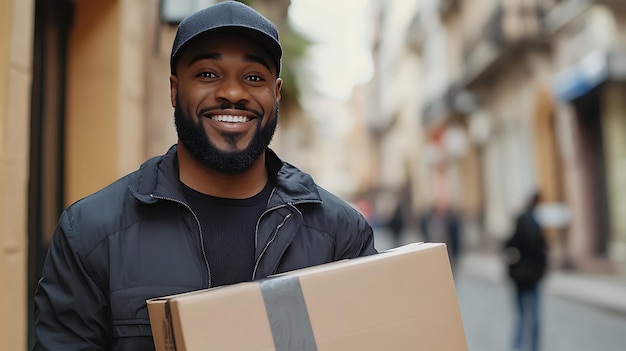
<box><xmin>170</xmin><ymin>1</ymin><xmax>282</xmax><ymax>76</ymax></box>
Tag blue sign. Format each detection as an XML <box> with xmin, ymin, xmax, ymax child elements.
<box><xmin>553</xmin><ymin>50</ymin><xmax>609</xmax><ymax>102</ymax></box>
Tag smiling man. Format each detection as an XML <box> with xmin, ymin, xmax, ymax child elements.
<box><xmin>32</xmin><ymin>1</ymin><xmax>377</xmax><ymax>350</ymax></box>
<box><xmin>173</xmin><ymin>30</ymin><xmax>280</xmax><ymax>175</ymax></box>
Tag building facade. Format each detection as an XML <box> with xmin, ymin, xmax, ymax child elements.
<box><xmin>548</xmin><ymin>0</ymin><xmax>626</xmax><ymax>271</ymax></box>
<box><xmin>353</xmin><ymin>0</ymin><xmax>425</xmax><ymax>228</ymax></box>
<box><xmin>414</xmin><ymin>0</ymin><xmax>626</xmax><ymax>271</ymax></box>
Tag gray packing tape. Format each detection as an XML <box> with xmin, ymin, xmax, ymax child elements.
<box><xmin>260</xmin><ymin>275</ymin><xmax>318</xmax><ymax>351</ymax></box>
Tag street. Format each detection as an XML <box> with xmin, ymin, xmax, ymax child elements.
<box><xmin>373</xmin><ymin>229</ymin><xmax>626</xmax><ymax>351</ymax></box>
<box><xmin>456</xmin><ymin>270</ymin><xmax>626</xmax><ymax>351</ymax></box>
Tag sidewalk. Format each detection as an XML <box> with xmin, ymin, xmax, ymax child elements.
<box><xmin>459</xmin><ymin>251</ymin><xmax>626</xmax><ymax>315</ymax></box>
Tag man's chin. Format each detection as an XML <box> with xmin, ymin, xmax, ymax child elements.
<box><xmin>211</xmin><ymin>142</ymin><xmax>250</xmax><ymax>155</ymax></box>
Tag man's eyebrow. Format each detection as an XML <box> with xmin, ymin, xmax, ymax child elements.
<box><xmin>188</xmin><ymin>53</ymin><xmax>220</xmax><ymax>67</ymax></box>
<box><xmin>187</xmin><ymin>52</ymin><xmax>272</xmax><ymax>72</ymax></box>
<box><xmin>244</xmin><ymin>54</ymin><xmax>272</xmax><ymax>72</ymax></box>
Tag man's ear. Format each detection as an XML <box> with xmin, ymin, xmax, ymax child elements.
<box><xmin>275</xmin><ymin>78</ymin><xmax>283</xmax><ymax>102</ymax></box>
<box><xmin>170</xmin><ymin>75</ymin><xmax>179</xmax><ymax>107</ymax></box>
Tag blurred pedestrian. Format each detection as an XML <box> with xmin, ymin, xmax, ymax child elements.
<box><xmin>386</xmin><ymin>201</ymin><xmax>406</xmax><ymax>247</ymax></box>
<box><xmin>419</xmin><ymin>202</ymin><xmax>462</xmax><ymax>271</ymax></box>
<box><xmin>503</xmin><ymin>192</ymin><xmax>547</xmax><ymax>351</ymax></box>
<box><xmin>31</xmin><ymin>2</ymin><xmax>377</xmax><ymax>350</ymax></box>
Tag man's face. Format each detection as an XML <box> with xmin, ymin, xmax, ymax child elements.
<box><xmin>170</xmin><ymin>31</ymin><xmax>282</xmax><ymax>173</ymax></box>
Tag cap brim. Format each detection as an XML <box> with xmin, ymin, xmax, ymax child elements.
<box><xmin>171</xmin><ymin>26</ymin><xmax>282</xmax><ymax>75</ymax></box>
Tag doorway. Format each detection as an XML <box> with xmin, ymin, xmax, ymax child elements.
<box><xmin>573</xmin><ymin>87</ymin><xmax>611</xmax><ymax>257</ymax></box>
<box><xmin>27</xmin><ymin>0</ymin><xmax>73</xmax><ymax>346</ymax></box>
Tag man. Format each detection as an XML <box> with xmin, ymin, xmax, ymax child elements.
<box><xmin>503</xmin><ymin>192</ymin><xmax>547</xmax><ymax>351</ymax></box>
<box><xmin>32</xmin><ymin>2</ymin><xmax>377</xmax><ymax>350</ymax></box>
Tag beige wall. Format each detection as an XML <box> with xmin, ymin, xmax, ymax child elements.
<box><xmin>117</xmin><ymin>0</ymin><xmax>148</xmax><ymax>175</ymax></box>
<box><xmin>66</xmin><ymin>0</ymin><xmax>154</xmax><ymax>204</ymax></box>
<box><xmin>145</xmin><ymin>19</ymin><xmax>179</xmax><ymax>158</ymax></box>
<box><xmin>66</xmin><ymin>0</ymin><xmax>121</xmax><ymax>204</ymax></box>
<box><xmin>0</xmin><ymin>0</ymin><xmax>34</xmax><ymax>349</ymax></box>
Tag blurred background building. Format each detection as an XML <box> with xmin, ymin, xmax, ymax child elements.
<box><xmin>409</xmin><ymin>0</ymin><xmax>626</xmax><ymax>274</ymax></box>
<box><xmin>1</xmin><ymin>0</ymin><xmax>625</xmax><ymax>349</ymax></box>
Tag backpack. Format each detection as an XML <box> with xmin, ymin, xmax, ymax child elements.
<box><xmin>506</xmin><ymin>253</ymin><xmax>545</xmax><ymax>285</ymax></box>
<box><xmin>503</xmin><ymin>212</ymin><xmax>547</xmax><ymax>287</ymax></box>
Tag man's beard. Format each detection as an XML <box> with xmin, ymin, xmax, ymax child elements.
<box><xmin>174</xmin><ymin>98</ymin><xmax>278</xmax><ymax>173</ymax></box>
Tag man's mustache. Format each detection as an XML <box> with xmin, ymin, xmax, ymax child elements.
<box><xmin>198</xmin><ymin>102</ymin><xmax>263</xmax><ymax>119</ymax></box>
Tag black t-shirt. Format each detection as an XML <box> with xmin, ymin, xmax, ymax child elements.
<box><xmin>181</xmin><ymin>181</ymin><xmax>272</xmax><ymax>288</ymax></box>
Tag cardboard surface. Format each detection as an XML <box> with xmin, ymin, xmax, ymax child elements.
<box><xmin>147</xmin><ymin>243</ymin><xmax>468</xmax><ymax>351</ymax></box>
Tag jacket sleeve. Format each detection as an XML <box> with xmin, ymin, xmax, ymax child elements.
<box><xmin>357</xmin><ymin>223</ymin><xmax>378</xmax><ymax>256</ymax></box>
<box><xmin>32</xmin><ymin>209</ymin><xmax>111</xmax><ymax>351</ymax></box>
<box><xmin>336</xmin><ymin>205</ymin><xmax>378</xmax><ymax>259</ymax></box>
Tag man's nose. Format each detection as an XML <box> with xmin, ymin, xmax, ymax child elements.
<box><xmin>215</xmin><ymin>76</ymin><xmax>250</xmax><ymax>104</ymax></box>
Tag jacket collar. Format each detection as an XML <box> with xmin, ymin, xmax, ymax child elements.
<box><xmin>129</xmin><ymin>145</ymin><xmax>322</xmax><ymax>205</ymax></box>
<box><xmin>265</xmin><ymin>148</ymin><xmax>322</xmax><ymax>206</ymax></box>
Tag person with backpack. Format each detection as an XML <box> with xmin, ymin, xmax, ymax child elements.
<box><xmin>503</xmin><ymin>192</ymin><xmax>548</xmax><ymax>351</ymax></box>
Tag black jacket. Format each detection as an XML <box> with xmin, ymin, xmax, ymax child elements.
<box><xmin>504</xmin><ymin>210</ymin><xmax>547</xmax><ymax>289</ymax></box>
<box><xmin>33</xmin><ymin>146</ymin><xmax>377</xmax><ymax>351</ymax></box>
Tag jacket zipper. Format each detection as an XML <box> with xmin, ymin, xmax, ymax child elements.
<box><xmin>150</xmin><ymin>194</ymin><xmax>212</xmax><ymax>288</ymax></box>
<box><xmin>251</xmin><ymin>199</ymin><xmax>322</xmax><ymax>280</ymax></box>
<box><xmin>252</xmin><ymin>211</ymin><xmax>292</xmax><ymax>280</ymax></box>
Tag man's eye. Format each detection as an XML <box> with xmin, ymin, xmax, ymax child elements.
<box><xmin>246</xmin><ymin>75</ymin><xmax>263</xmax><ymax>82</ymax></box>
<box><xmin>198</xmin><ymin>72</ymin><xmax>216</xmax><ymax>78</ymax></box>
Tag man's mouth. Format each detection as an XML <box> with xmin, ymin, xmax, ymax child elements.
<box><xmin>210</xmin><ymin>115</ymin><xmax>253</xmax><ymax>123</ymax></box>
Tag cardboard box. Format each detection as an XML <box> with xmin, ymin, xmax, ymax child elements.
<box><xmin>147</xmin><ymin>243</ymin><xmax>468</xmax><ymax>350</ymax></box>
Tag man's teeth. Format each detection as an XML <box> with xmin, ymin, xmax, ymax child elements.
<box><xmin>211</xmin><ymin>115</ymin><xmax>250</xmax><ymax>123</ymax></box>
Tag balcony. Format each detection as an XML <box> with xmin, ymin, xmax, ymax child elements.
<box><xmin>461</xmin><ymin>0</ymin><xmax>550</xmax><ymax>88</ymax></box>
